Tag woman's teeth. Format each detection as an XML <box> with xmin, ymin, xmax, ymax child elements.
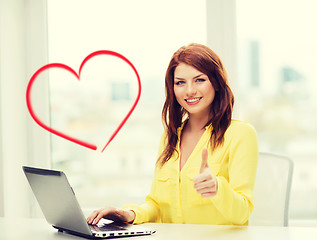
<box><xmin>186</xmin><ymin>97</ymin><xmax>201</xmax><ymax>103</ymax></box>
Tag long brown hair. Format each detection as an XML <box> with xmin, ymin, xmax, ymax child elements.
<box><xmin>157</xmin><ymin>43</ymin><xmax>234</xmax><ymax>166</ymax></box>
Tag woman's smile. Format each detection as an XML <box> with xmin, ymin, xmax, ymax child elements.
<box><xmin>185</xmin><ymin>97</ymin><xmax>202</xmax><ymax>105</ymax></box>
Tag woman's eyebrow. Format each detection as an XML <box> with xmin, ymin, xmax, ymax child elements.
<box><xmin>175</xmin><ymin>74</ymin><xmax>205</xmax><ymax>80</ymax></box>
<box><xmin>192</xmin><ymin>74</ymin><xmax>205</xmax><ymax>79</ymax></box>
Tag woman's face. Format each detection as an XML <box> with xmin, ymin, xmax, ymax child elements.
<box><xmin>173</xmin><ymin>63</ymin><xmax>215</xmax><ymax>118</ymax></box>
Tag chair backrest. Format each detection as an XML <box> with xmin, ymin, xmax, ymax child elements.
<box><xmin>249</xmin><ymin>152</ymin><xmax>293</xmax><ymax>226</ymax></box>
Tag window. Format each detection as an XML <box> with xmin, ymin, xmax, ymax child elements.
<box><xmin>236</xmin><ymin>0</ymin><xmax>317</xmax><ymax>221</ymax></box>
<box><xmin>47</xmin><ymin>0</ymin><xmax>206</xmax><ymax>209</ymax></box>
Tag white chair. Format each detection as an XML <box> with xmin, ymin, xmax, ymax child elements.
<box><xmin>249</xmin><ymin>152</ymin><xmax>294</xmax><ymax>226</ymax></box>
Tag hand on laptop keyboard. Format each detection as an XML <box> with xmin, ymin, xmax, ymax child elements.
<box><xmin>86</xmin><ymin>206</ymin><xmax>136</xmax><ymax>225</ymax></box>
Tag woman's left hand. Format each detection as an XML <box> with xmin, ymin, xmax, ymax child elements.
<box><xmin>193</xmin><ymin>148</ymin><xmax>218</xmax><ymax>198</ymax></box>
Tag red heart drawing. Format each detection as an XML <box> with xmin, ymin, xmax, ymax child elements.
<box><xmin>26</xmin><ymin>50</ymin><xmax>141</xmax><ymax>152</ymax></box>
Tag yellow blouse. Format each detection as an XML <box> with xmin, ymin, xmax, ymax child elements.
<box><xmin>123</xmin><ymin>119</ymin><xmax>258</xmax><ymax>225</ymax></box>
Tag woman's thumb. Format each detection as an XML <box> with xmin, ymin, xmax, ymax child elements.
<box><xmin>200</xmin><ymin>148</ymin><xmax>209</xmax><ymax>173</ymax></box>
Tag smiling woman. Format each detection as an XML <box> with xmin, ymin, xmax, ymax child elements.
<box><xmin>87</xmin><ymin>43</ymin><xmax>258</xmax><ymax>226</ymax></box>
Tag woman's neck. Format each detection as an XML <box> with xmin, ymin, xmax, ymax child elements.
<box><xmin>186</xmin><ymin>114</ymin><xmax>210</xmax><ymax>132</ymax></box>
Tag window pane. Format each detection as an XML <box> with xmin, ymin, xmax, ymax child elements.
<box><xmin>47</xmin><ymin>0</ymin><xmax>206</xmax><ymax>209</ymax></box>
<box><xmin>236</xmin><ymin>0</ymin><xmax>317</xmax><ymax>220</ymax></box>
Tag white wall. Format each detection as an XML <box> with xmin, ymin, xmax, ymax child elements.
<box><xmin>0</xmin><ymin>0</ymin><xmax>50</xmax><ymax>218</ymax></box>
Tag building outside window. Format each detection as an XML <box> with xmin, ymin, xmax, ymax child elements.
<box><xmin>236</xmin><ymin>0</ymin><xmax>317</xmax><ymax>220</ymax></box>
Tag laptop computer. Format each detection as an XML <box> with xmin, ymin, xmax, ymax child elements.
<box><xmin>23</xmin><ymin>166</ymin><xmax>156</xmax><ymax>239</ymax></box>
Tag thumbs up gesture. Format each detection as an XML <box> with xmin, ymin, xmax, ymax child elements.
<box><xmin>193</xmin><ymin>148</ymin><xmax>218</xmax><ymax>198</ymax></box>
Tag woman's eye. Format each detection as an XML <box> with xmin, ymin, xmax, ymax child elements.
<box><xmin>196</xmin><ymin>78</ymin><xmax>206</xmax><ymax>82</ymax></box>
<box><xmin>175</xmin><ymin>80</ymin><xmax>185</xmax><ymax>85</ymax></box>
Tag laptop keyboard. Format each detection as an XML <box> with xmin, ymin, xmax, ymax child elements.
<box><xmin>89</xmin><ymin>222</ymin><xmax>129</xmax><ymax>232</ymax></box>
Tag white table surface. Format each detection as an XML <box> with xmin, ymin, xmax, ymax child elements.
<box><xmin>1</xmin><ymin>217</ymin><xmax>317</xmax><ymax>240</ymax></box>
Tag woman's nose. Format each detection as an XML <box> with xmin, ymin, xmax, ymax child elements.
<box><xmin>186</xmin><ymin>83</ymin><xmax>197</xmax><ymax>96</ymax></box>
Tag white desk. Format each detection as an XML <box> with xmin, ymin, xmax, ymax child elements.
<box><xmin>1</xmin><ymin>218</ymin><xmax>317</xmax><ymax>240</ymax></box>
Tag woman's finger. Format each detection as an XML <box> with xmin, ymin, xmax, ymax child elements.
<box><xmin>93</xmin><ymin>211</ymin><xmax>107</xmax><ymax>225</ymax></box>
<box><xmin>87</xmin><ymin>210</ymin><xmax>100</xmax><ymax>224</ymax></box>
<box><xmin>201</xmin><ymin>192</ymin><xmax>217</xmax><ymax>198</ymax></box>
<box><xmin>196</xmin><ymin>185</ymin><xmax>217</xmax><ymax>194</ymax></box>
<box><xmin>87</xmin><ymin>207</ymin><xmax>113</xmax><ymax>225</ymax></box>
<box><xmin>194</xmin><ymin>179</ymin><xmax>216</xmax><ymax>191</ymax></box>
<box><xmin>193</xmin><ymin>168</ymin><xmax>213</xmax><ymax>184</ymax></box>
